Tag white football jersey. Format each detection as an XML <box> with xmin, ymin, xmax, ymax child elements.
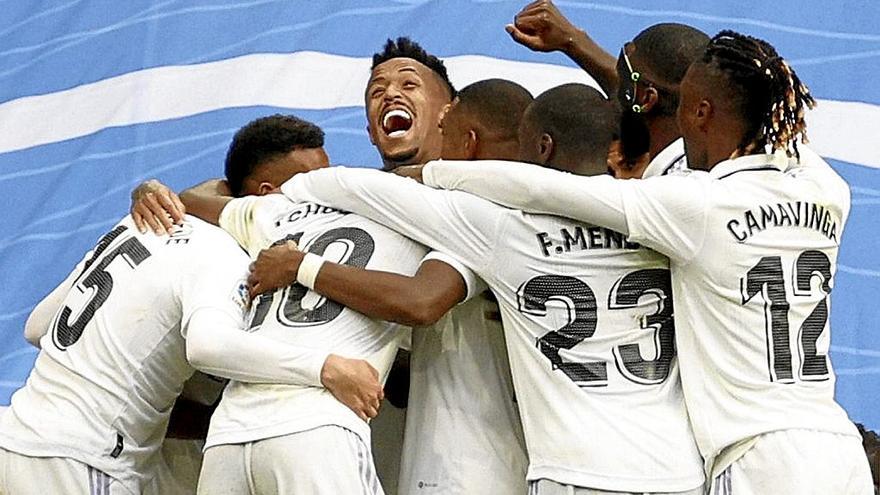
<box><xmin>420</xmin><ymin>153</ymin><xmax>861</xmax><ymax>475</ymax></box>
<box><xmin>0</xmin><ymin>216</ymin><xmax>250</xmax><ymax>493</ymax></box>
<box><xmin>400</xmin><ymin>252</ymin><xmax>528</xmax><ymax>494</ymax></box>
<box><xmin>207</xmin><ymin>194</ymin><xmax>426</xmax><ymax>448</ymax></box>
<box><xmin>282</xmin><ymin>168</ymin><xmax>705</xmax><ymax>492</ymax></box>
<box><xmin>643</xmin><ymin>138</ymin><xmax>687</xmax><ymax>178</ymax></box>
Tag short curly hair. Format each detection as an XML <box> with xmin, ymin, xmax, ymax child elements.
<box><xmin>224</xmin><ymin>114</ymin><xmax>324</xmax><ymax>197</ymax></box>
<box><xmin>372</xmin><ymin>37</ymin><xmax>456</xmax><ymax>97</ymax></box>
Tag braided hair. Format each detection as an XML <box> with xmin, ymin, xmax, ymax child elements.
<box><xmin>703</xmin><ymin>30</ymin><xmax>815</xmax><ymax>159</ymax></box>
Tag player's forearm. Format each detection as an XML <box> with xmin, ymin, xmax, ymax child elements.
<box><xmin>178</xmin><ymin>179</ymin><xmax>232</xmax><ymax>226</ymax></box>
<box><xmin>24</xmin><ymin>275</ymin><xmax>76</xmax><ymax>347</ymax></box>
<box><xmin>563</xmin><ymin>29</ymin><xmax>619</xmax><ymax>96</ymax></box>
<box><xmin>185</xmin><ymin>309</ymin><xmax>327</xmax><ymax>387</ymax></box>
<box><xmin>314</xmin><ymin>262</ymin><xmax>458</xmax><ymax>327</ymax></box>
<box><xmin>282</xmin><ymin>167</ymin><xmax>490</xmax><ymax>261</ymax></box>
<box><xmin>422</xmin><ymin>160</ymin><xmax>629</xmax><ymax>233</ymax></box>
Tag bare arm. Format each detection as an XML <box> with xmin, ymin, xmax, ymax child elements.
<box><xmin>506</xmin><ymin>0</ymin><xmax>618</xmax><ymax>96</ymax></box>
<box><xmin>178</xmin><ymin>179</ymin><xmax>233</xmax><ymax>226</ymax></box>
<box><xmin>248</xmin><ymin>241</ymin><xmax>467</xmax><ymax>327</ymax></box>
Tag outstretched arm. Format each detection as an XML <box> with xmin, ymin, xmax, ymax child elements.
<box><xmin>507</xmin><ymin>0</ymin><xmax>618</xmax><ymax>96</ymax></box>
<box><xmin>421</xmin><ymin>159</ymin><xmax>708</xmax><ymax>262</ymax></box>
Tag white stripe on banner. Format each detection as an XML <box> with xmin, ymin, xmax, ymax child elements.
<box><xmin>0</xmin><ymin>50</ymin><xmax>877</xmax><ymax>171</ymax></box>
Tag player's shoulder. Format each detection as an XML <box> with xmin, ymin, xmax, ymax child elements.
<box><xmin>171</xmin><ymin>215</ymin><xmax>249</xmax><ymax>261</ymax></box>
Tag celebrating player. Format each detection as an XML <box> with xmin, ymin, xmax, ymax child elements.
<box><xmin>365</xmin><ymin>39</ymin><xmax>531</xmax><ymax>493</ymax></box>
<box><xmin>136</xmin><ymin>114</ymin><xmax>429</xmax><ymax>494</ymax></box>
<box><xmin>507</xmin><ymin>1</ymin><xmax>709</xmax><ymax>179</ymax></box>
<box><xmin>275</xmin><ymin>83</ymin><xmax>706</xmax><ymax>494</ymax></box>
<box><xmin>0</xmin><ymin>117</ymin><xmax>379</xmax><ymax>495</ymax></box>
<box><xmin>407</xmin><ymin>31</ymin><xmax>874</xmax><ymax>493</ymax></box>
<box><xmin>248</xmin><ymin>78</ymin><xmax>535</xmax><ymax>493</ymax></box>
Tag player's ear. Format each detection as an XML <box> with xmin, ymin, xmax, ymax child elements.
<box><xmin>367</xmin><ymin>125</ymin><xmax>376</xmax><ymax>146</ymax></box>
<box><xmin>538</xmin><ymin>133</ymin><xmax>554</xmax><ymax>165</ymax></box>
<box><xmin>465</xmin><ymin>129</ymin><xmax>478</xmax><ymax>160</ymax></box>
<box><xmin>695</xmin><ymin>98</ymin><xmax>713</xmax><ymax>132</ymax></box>
<box><xmin>257</xmin><ymin>182</ymin><xmax>276</xmax><ymax>196</ymax></box>
<box><xmin>641</xmin><ymin>87</ymin><xmax>659</xmax><ymax>113</ymax></box>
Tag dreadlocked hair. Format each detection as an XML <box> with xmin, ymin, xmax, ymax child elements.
<box><xmin>703</xmin><ymin>30</ymin><xmax>816</xmax><ymax>159</ymax></box>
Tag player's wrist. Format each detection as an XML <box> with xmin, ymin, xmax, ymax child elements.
<box><xmin>296</xmin><ymin>252</ymin><xmax>325</xmax><ymax>290</ymax></box>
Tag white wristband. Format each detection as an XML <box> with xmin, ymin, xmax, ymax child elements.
<box><xmin>296</xmin><ymin>252</ymin><xmax>325</xmax><ymax>290</ymax></box>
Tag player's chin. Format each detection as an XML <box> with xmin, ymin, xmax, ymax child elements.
<box><xmin>380</xmin><ymin>142</ymin><xmax>421</xmax><ymax>168</ymax></box>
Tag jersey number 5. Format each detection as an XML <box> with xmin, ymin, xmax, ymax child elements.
<box><xmin>52</xmin><ymin>225</ymin><xmax>152</xmax><ymax>350</ymax></box>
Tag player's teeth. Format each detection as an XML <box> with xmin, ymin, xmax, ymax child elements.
<box><xmin>383</xmin><ymin>109</ymin><xmax>412</xmax><ymax>127</ymax></box>
<box><xmin>388</xmin><ymin>130</ymin><xmax>406</xmax><ymax>138</ymax></box>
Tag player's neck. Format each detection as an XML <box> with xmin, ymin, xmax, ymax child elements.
<box><xmin>646</xmin><ymin>115</ymin><xmax>680</xmax><ymax>160</ymax></box>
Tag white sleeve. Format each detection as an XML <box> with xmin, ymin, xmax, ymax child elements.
<box><xmin>25</xmin><ymin>249</ymin><xmax>91</xmax><ymax>347</ymax></box>
<box><xmin>422</xmin><ymin>159</ymin><xmax>708</xmax><ymax>262</ymax></box>
<box><xmin>422</xmin><ymin>159</ymin><xmax>630</xmax><ymax>234</ymax></box>
<box><xmin>421</xmin><ymin>250</ymin><xmax>487</xmax><ymax>303</ymax></box>
<box><xmin>185</xmin><ymin>308</ymin><xmax>327</xmax><ymax>387</ymax></box>
<box><xmin>280</xmin><ymin>166</ymin><xmax>507</xmax><ymax>277</ymax></box>
<box><xmin>217</xmin><ymin>196</ymin><xmax>275</xmax><ymax>257</ymax></box>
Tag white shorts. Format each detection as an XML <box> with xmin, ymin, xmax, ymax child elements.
<box><xmin>710</xmin><ymin>429</ymin><xmax>873</xmax><ymax>495</ymax></box>
<box><xmin>528</xmin><ymin>479</ymin><xmax>705</xmax><ymax>495</ymax></box>
<box><xmin>144</xmin><ymin>439</ymin><xmax>205</xmax><ymax>495</ymax></box>
<box><xmin>0</xmin><ymin>448</ymin><xmax>133</xmax><ymax>495</ymax></box>
<box><xmin>197</xmin><ymin>425</ymin><xmax>383</xmax><ymax>495</ymax></box>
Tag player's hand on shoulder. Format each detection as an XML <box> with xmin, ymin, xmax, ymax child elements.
<box><xmin>392</xmin><ymin>164</ymin><xmax>425</xmax><ymax>183</ymax></box>
<box><xmin>247</xmin><ymin>240</ymin><xmax>303</xmax><ymax>299</ymax></box>
<box><xmin>506</xmin><ymin>0</ymin><xmax>579</xmax><ymax>53</ymax></box>
<box><xmin>130</xmin><ymin>179</ymin><xmax>185</xmax><ymax>235</ymax></box>
<box><xmin>320</xmin><ymin>354</ymin><xmax>384</xmax><ymax>422</ymax></box>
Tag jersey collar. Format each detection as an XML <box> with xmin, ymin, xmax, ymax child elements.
<box><xmin>643</xmin><ymin>138</ymin><xmax>687</xmax><ymax>178</ymax></box>
<box><xmin>708</xmin><ymin>152</ymin><xmax>787</xmax><ymax>180</ymax></box>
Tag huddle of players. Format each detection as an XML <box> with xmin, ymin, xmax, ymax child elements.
<box><xmin>0</xmin><ymin>1</ymin><xmax>875</xmax><ymax>494</ymax></box>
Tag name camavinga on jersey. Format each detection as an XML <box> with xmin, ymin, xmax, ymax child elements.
<box><xmin>726</xmin><ymin>201</ymin><xmax>840</xmax><ymax>244</ymax></box>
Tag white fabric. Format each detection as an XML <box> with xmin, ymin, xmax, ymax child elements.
<box><xmin>529</xmin><ymin>478</ymin><xmax>705</xmax><ymax>495</ymax></box>
<box><xmin>420</xmin><ymin>250</ymin><xmax>487</xmax><ymax>302</ymax></box>
<box><xmin>198</xmin><ymin>425</ymin><xmax>384</xmax><ymax>495</ymax></box>
<box><xmin>297</xmin><ymin>252</ymin><xmax>326</xmax><ymax>290</ymax></box>
<box><xmin>282</xmin><ymin>168</ymin><xmax>703</xmax><ymax>492</ymax></box>
<box><xmin>421</xmin><ymin>154</ymin><xmax>862</xmax><ymax>475</ymax></box>
<box><xmin>709</xmin><ymin>430</ymin><xmax>873</xmax><ymax>495</ymax></box>
<box><xmin>422</xmin><ymin>159</ymin><xmax>630</xmax><ymax>235</ymax></box>
<box><xmin>0</xmin><ymin>448</ymin><xmax>134</xmax><ymax>495</ymax></box>
<box><xmin>144</xmin><ymin>439</ymin><xmax>205</xmax><ymax>495</ymax></box>
<box><xmin>210</xmin><ymin>195</ymin><xmax>426</xmax><ymax>448</ymax></box>
<box><xmin>0</xmin><ymin>216</ymin><xmax>249</xmax><ymax>494</ymax></box>
<box><xmin>186</xmin><ymin>308</ymin><xmax>327</xmax><ymax>387</ymax></box>
<box><xmin>400</xmin><ymin>296</ymin><xmax>527</xmax><ymax>495</ymax></box>
<box><xmin>282</xmin><ymin>171</ymin><xmax>528</xmax><ymax>494</ymax></box>
<box><xmin>642</xmin><ymin>138</ymin><xmax>688</xmax><ymax>179</ymax></box>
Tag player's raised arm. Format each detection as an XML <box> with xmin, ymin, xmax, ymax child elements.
<box><xmin>507</xmin><ymin>0</ymin><xmax>617</xmax><ymax>96</ymax></box>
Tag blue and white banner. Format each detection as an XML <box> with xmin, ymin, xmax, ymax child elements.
<box><xmin>1</xmin><ymin>0</ymin><xmax>878</xmax><ymax>429</ymax></box>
